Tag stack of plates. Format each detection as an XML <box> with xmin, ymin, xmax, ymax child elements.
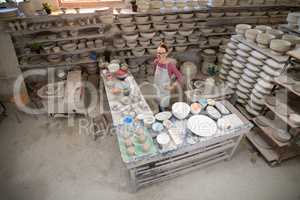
<box><xmin>221</xmin><ymin>42</ymin><xmax>238</xmax><ymax>84</ymax></box>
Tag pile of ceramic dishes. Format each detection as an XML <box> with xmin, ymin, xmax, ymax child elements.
<box><xmin>220</xmin><ymin>38</ymin><xmax>238</xmax><ymax>82</ymax></box>
<box><xmin>223</xmin><ymin>31</ymin><xmax>289</xmax><ymax>116</ymax></box>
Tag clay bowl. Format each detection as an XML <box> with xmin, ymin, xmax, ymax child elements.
<box><xmin>235</xmin><ymin>24</ymin><xmax>252</xmax><ymax>36</ymax></box>
<box><xmin>270</xmin><ymin>39</ymin><xmax>292</xmax><ymax>55</ymax></box>
<box><xmin>254</xmin><ymin>25</ymin><xmax>272</xmax><ymax>33</ymax></box>
<box><xmin>151</xmin><ymin>14</ymin><xmax>164</xmax><ymax>22</ymax></box>
<box><xmin>118</xmin><ymin>15</ymin><xmax>133</xmax><ymax>23</ymax></box>
<box><xmin>282</xmin><ymin>34</ymin><xmax>300</xmax><ymax>47</ymax></box>
<box><xmin>121</xmin><ymin>24</ymin><xmax>136</xmax><ymax>32</ymax></box>
<box><xmin>245</xmin><ymin>29</ymin><xmax>262</xmax><ymax>42</ymax></box>
<box><xmin>266</xmin><ymin>29</ymin><xmax>284</xmax><ymax>39</ymax></box>
<box><xmin>137</xmin><ymin>23</ymin><xmax>151</xmax><ymax>31</ymax></box>
<box><xmin>153</xmin><ymin>22</ymin><xmax>168</xmax><ymax>30</ymax></box>
<box><xmin>256</xmin><ymin>33</ymin><xmax>275</xmax><ymax>46</ymax></box>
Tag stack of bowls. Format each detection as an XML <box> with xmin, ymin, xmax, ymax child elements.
<box><xmin>235</xmin><ymin>24</ymin><xmax>252</xmax><ymax>37</ymax></box>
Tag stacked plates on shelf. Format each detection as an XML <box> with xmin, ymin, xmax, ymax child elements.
<box><xmin>220</xmin><ymin>42</ymin><xmax>238</xmax><ymax>82</ymax></box>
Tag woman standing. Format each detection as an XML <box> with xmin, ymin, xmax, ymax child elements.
<box><xmin>154</xmin><ymin>43</ymin><xmax>183</xmax><ymax>111</ymax></box>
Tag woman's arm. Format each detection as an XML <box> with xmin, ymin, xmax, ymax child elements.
<box><xmin>168</xmin><ymin>63</ymin><xmax>183</xmax><ymax>84</ymax></box>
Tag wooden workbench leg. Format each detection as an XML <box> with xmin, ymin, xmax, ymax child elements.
<box><xmin>129</xmin><ymin>169</ymin><xmax>138</xmax><ymax>192</ymax></box>
<box><xmin>228</xmin><ymin>134</ymin><xmax>245</xmax><ymax>160</ymax></box>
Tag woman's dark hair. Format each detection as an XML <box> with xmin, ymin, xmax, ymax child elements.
<box><xmin>159</xmin><ymin>42</ymin><xmax>169</xmax><ymax>52</ymax></box>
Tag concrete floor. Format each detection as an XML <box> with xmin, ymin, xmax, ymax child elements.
<box><xmin>0</xmin><ymin>108</ymin><xmax>300</xmax><ymax>200</ymax></box>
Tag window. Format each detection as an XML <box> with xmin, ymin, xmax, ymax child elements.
<box><xmin>58</xmin><ymin>0</ymin><xmax>123</xmax><ymax>8</ymax></box>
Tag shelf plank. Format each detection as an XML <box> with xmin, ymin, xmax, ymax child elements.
<box><xmin>264</xmin><ymin>98</ymin><xmax>300</xmax><ymax>129</ymax></box>
<box><xmin>233</xmin><ymin>35</ymin><xmax>289</xmax><ymax>63</ymax></box>
<box><xmin>8</xmin><ymin>23</ymin><xmax>105</xmax><ymax>35</ymax></box>
<box><xmin>246</xmin><ymin>130</ymin><xmax>280</xmax><ymax>163</ymax></box>
<box><xmin>253</xmin><ymin>116</ymin><xmax>291</xmax><ymax>148</ymax></box>
<box><xmin>274</xmin><ymin>74</ymin><xmax>300</xmax><ymax>98</ymax></box>
<box><xmin>111</xmin><ymin>43</ymin><xmax>218</xmax><ymax>52</ymax></box>
<box><xmin>208</xmin><ymin>4</ymin><xmax>300</xmax><ymax>10</ymax></box>
<box><xmin>18</xmin><ymin>47</ymin><xmax>106</xmax><ymax>57</ymax></box>
<box><xmin>19</xmin><ymin>58</ymin><xmax>98</xmax><ymax>69</ymax></box>
<box><xmin>15</xmin><ymin>33</ymin><xmax>105</xmax><ymax>45</ymax></box>
<box><xmin>112</xmin><ymin>45</ymin><xmax>216</xmax><ymax>59</ymax></box>
<box><xmin>114</xmin><ymin>17</ymin><xmax>207</xmax><ymax>25</ymax></box>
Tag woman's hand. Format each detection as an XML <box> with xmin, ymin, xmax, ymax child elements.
<box><xmin>164</xmin><ymin>83</ymin><xmax>176</xmax><ymax>91</ymax></box>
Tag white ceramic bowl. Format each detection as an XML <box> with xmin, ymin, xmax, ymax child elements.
<box><xmin>270</xmin><ymin>39</ymin><xmax>292</xmax><ymax>53</ymax></box>
<box><xmin>172</xmin><ymin>102</ymin><xmax>191</xmax><ymax>120</ymax></box>
<box><xmin>256</xmin><ymin>33</ymin><xmax>275</xmax><ymax>45</ymax></box>
<box><xmin>245</xmin><ymin>29</ymin><xmax>262</xmax><ymax>42</ymax></box>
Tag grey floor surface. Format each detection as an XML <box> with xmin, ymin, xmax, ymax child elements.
<box><xmin>0</xmin><ymin>108</ymin><xmax>300</xmax><ymax>200</ymax></box>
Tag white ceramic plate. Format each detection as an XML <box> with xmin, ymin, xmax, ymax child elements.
<box><xmin>187</xmin><ymin>115</ymin><xmax>217</xmax><ymax>137</ymax></box>
<box><xmin>252</xmin><ymin>88</ymin><xmax>264</xmax><ymax>99</ymax></box>
<box><xmin>244</xmin><ymin>68</ymin><xmax>259</xmax><ymax>78</ymax></box>
<box><xmin>172</xmin><ymin>102</ymin><xmax>190</xmax><ymax>120</ymax></box>
<box><xmin>232</xmin><ymin>66</ymin><xmax>244</xmax><ymax>74</ymax></box>
<box><xmin>250</xmin><ymin>93</ymin><xmax>264</xmax><ymax>105</ymax></box>
<box><xmin>236</xmin><ymin>49</ymin><xmax>250</xmax><ymax>57</ymax></box>
<box><xmin>265</xmin><ymin>59</ymin><xmax>285</xmax><ymax>70</ymax></box>
<box><xmin>229</xmin><ymin>70</ymin><xmax>241</xmax><ymax>79</ymax></box>
<box><xmin>246</xmin><ymin>63</ymin><xmax>260</xmax><ymax>72</ymax></box>
<box><xmin>237</xmin><ymin>84</ymin><xmax>251</xmax><ymax>94</ymax></box>
<box><xmin>238</xmin><ymin>43</ymin><xmax>252</xmax><ymax>52</ymax></box>
<box><xmin>155</xmin><ymin>111</ymin><xmax>172</xmax><ymax>121</ymax></box>
<box><xmin>259</xmin><ymin>71</ymin><xmax>274</xmax><ymax>82</ymax></box>
<box><xmin>248</xmin><ymin>56</ymin><xmax>263</xmax><ymax>66</ymax></box>
<box><xmin>248</xmin><ymin>100</ymin><xmax>264</xmax><ymax>111</ymax></box>
<box><xmin>227</xmin><ymin>76</ymin><xmax>238</xmax><ymax>84</ymax></box>
<box><xmin>236</xmin><ymin>55</ymin><xmax>247</xmax><ymax>63</ymax></box>
<box><xmin>222</xmin><ymin>58</ymin><xmax>232</xmax><ymax>65</ymax></box>
<box><xmin>228</xmin><ymin>42</ymin><xmax>238</xmax><ymax>50</ymax></box>
<box><xmin>241</xmin><ymin>74</ymin><xmax>256</xmax><ymax>83</ymax></box>
<box><xmin>237</xmin><ymin>98</ymin><xmax>247</xmax><ymax>105</ymax></box>
<box><xmin>232</xmin><ymin>60</ymin><xmax>245</xmax><ymax>69</ymax></box>
<box><xmin>257</xmin><ymin>78</ymin><xmax>273</xmax><ymax>89</ymax></box>
<box><xmin>251</xmin><ymin>50</ymin><xmax>267</xmax><ymax>60</ymax></box>
<box><xmin>254</xmin><ymin>84</ymin><xmax>271</xmax><ymax>94</ymax></box>
<box><xmin>236</xmin><ymin>90</ymin><xmax>249</xmax><ymax>99</ymax></box>
<box><xmin>220</xmin><ymin>68</ymin><xmax>229</xmax><ymax>75</ymax></box>
<box><xmin>239</xmin><ymin>79</ymin><xmax>253</xmax><ymax>89</ymax></box>
<box><xmin>215</xmin><ymin>101</ymin><xmax>230</xmax><ymax>115</ymax></box>
<box><xmin>262</xmin><ymin>65</ymin><xmax>280</xmax><ymax>77</ymax></box>
<box><xmin>246</xmin><ymin>105</ymin><xmax>260</xmax><ymax>116</ymax></box>
<box><xmin>227</xmin><ymin>82</ymin><xmax>237</xmax><ymax>89</ymax></box>
<box><xmin>206</xmin><ymin>106</ymin><xmax>222</xmax><ymax>119</ymax></box>
<box><xmin>222</xmin><ymin>64</ymin><xmax>231</xmax><ymax>70</ymax></box>
<box><xmin>225</xmin><ymin>48</ymin><xmax>236</xmax><ymax>56</ymax></box>
<box><xmin>224</xmin><ymin>54</ymin><xmax>234</xmax><ymax>61</ymax></box>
